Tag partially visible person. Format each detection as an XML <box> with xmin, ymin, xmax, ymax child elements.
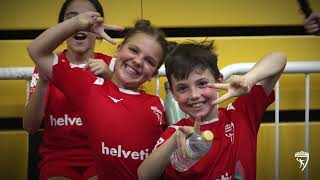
<box><xmin>303</xmin><ymin>12</ymin><xmax>320</xmax><ymax>35</ymax></box>
<box><xmin>23</xmin><ymin>0</ymin><xmax>117</xmax><ymax>179</ymax></box>
<box><xmin>27</xmin><ymin>11</ymin><xmax>168</xmax><ymax>179</ymax></box>
<box><xmin>138</xmin><ymin>41</ymin><xmax>287</xmax><ymax>180</ymax></box>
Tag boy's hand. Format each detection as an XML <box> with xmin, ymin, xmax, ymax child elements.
<box><xmin>209</xmin><ymin>75</ymin><xmax>251</xmax><ymax>105</ymax></box>
<box><xmin>303</xmin><ymin>12</ymin><xmax>320</xmax><ymax>35</ymax></box>
<box><xmin>75</xmin><ymin>12</ymin><xmax>124</xmax><ymax>44</ymax></box>
<box><xmin>87</xmin><ymin>58</ymin><xmax>112</xmax><ymax>79</ymax></box>
<box><xmin>176</xmin><ymin>115</ymin><xmax>201</xmax><ymax>158</ymax></box>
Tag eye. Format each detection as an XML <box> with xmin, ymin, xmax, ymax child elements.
<box><xmin>145</xmin><ymin>58</ymin><xmax>156</xmax><ymax>67</ymax></box>
<box><xmin>176</xmin><ymin>86</ymin><xmax>188</xmax><ymax>93</ymax></box>
<box><xmin>198</xmin><ymin>80</ymin><xmax>208</xmax><ymax>88</ymax></box>
<box><xmin>129</xmin><ymin>47</ymin><xmax>138</xmax><ymax>54</ymax></box>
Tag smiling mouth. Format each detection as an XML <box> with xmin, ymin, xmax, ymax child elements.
<box><xmin>73</xmin><ymin>32</ymin><xmax>87</xmax><ymax>40</ymax></box>
<box><xmin>189</xmin><ymin>101</ymin><xmax>206</xmax><ymax>111</ymax></box>
<box><xmin>125</xmin><ymin>64</ymin><xmax>140</xmax><ymax>76</ymax></box>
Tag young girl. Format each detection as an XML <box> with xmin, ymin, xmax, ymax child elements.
<box><xmin>23</xmin><ymin>1</ymin><xmax>116</xmax><ymax>179</ymax></box>
<box><xmin>27</xmin><ymin>11</ymin><xmax>168</xmax><ymax>179</ymax></box>
<box><xmin>138</xmin><ymin>41</ymin><xmax>287</xmax><ymax>180</ymax></box>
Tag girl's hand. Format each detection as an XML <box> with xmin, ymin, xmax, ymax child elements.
<box><xmin>87</xmin><ymin>58</ymin><xmax>112</xmax><ymax>79</ymax></box>
<box><xmin>75</xmin><ymin>12</ymin><xmax>124</xmax><ymax>44</ymax></box>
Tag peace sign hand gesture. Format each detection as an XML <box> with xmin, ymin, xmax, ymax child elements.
<box><xmin>209</xmin><ymin>75</ymin><xmax>252</xmax><ymax>106</ymax></box>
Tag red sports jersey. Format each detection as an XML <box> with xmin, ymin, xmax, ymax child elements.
<box><xmin>28</xmin><ymin>50</ymin><xmax>113</xmax><ymax>169</ymax></box>
<box><xmin>51</xmin><ymin>54</ymin><xmax>166</xmax><ymax>179</ymax></box>
<box><xmin>154</xmin><ymin>85</ymin><xmax>274</xmax><ymax>180</ymax></box>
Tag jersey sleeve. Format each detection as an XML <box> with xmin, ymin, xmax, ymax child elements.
<box><xmin>231</xmin><ymin>85</ymin><xmax>275</xmax><ymax>134</ymax></box>
<box><xmin>51</xmin><ymin>54</ymin><xmax>96</xmax><ymax>111</ymax></box>
<box><xmin>29</xmin><ymin>68</ymin><xmax>39</xmax><ymax>97</ymax></box>
<box><xmin>28</xmin><ymin>68</ymin><xmax>50</xmax><ymax>109</ymax></box>
<box><xmin>95</xmin><ymin>52</ymin><xmax>112</xmax><ymax>64</ymax></box>
<box><xmin>152</xmin><ymin>119</ymin><xmax>188</xmax><ymax>151</ymax></box>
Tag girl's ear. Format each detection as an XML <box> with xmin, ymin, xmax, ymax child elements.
<box><xmin>114</xmin><ymin>44</ymin><xmax>122</xmax><ymax>58</ymax></box>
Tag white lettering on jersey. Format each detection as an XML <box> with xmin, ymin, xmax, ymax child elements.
<box><xmin>151</xmin><ymin>106</ymin><xmax>163</xmax><ymax>125</ymax></box>
<box><xmin>216</xmin><ymin>172</ymin><xmax>232</xmax><ymax>180</ymax></box>
<box><xmin>50</xmin><ymin>114</ymin><xmax>83</xmax><ymax>127</ymax></box>
<box><xmin>225</xmin><ymin>122</ymin><xmax>234</xmax><ymax>144</ymax></box>
<box><xmin>108</xmin><ymin>96</ymin><xmax>123</xmax><ymax>103</ymax></box>
<box><xmin>227</xmin><ymin>103</ymin><xmax>235</xmax><ymax>110</ymax></box>
<box><xmin>94</xmin><ymin>77</ymin><xmax>104</xmax><ymax>85</ymax></box>
<box><xmin>101</xmin><ymin>142</ymin><xmax>149</xmax><ymax>160</ymax></box>
<box><xmin>153</xmin><ymin>137</ymin><xmax>165</xmax><ymax>151</ymax></box>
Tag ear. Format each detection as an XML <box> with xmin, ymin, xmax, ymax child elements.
<box><xmin>217</xmin><ymin>73</ymin><xmax>224</xmax><ymax>83</ymax></box>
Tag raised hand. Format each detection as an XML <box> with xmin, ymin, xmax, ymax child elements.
<box><xmin>209</xmin><ymin>75</ymin><xmax>252</xmax><ymax>105</ymax></box>
<box><xmin>303</xmin><ymin>12</ymin><xmax>320</xmax><ymax>35</ymax></box>
<box><xmin>75</xmin><ymin>12</ymin><xmax>124</xmax><ymax>44</ymax></box>
<box><xmin>176</xmin><ymin>115</ymin><xmax>201</xmax><ymax>158</ymax></box>
<box><xmin>87</xmin><ymin>58</ymin><xmax>112</xmax><ymax>79</ymax></box>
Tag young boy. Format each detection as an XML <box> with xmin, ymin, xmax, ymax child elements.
<box><xmin>138</xmin><ymin>41</ymin><xmax>287</xmax><ymax>180</ymax></box>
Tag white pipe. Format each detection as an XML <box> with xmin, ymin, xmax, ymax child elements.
<box><xmin>219</xmin><ymin>62</ymin><xmax>320</xmax><ymax>80</ymax></box>
<box><xmin>305</xmin><ymin>74</ymin><xmax>310</xmax><ymax>180</ymax></box>
<box><xmin>0</xmin><ymin>67</ymin><xmax>33</xmax><ymax>80</ymax></box>
<box><xmin>275</xmin><ymin>81</ymin><xmax>280</xmax><ymax>180</ymax></box>
<box><xmin>155</xmin><ymin>77</ymin><xmax>160</xmax><ymax>96</ymax></box>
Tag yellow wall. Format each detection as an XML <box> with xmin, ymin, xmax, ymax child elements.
<box><xmin>1</xmin><ymin>0</ymin><xmax>320</xmax><ymax>29</ymax></box>
<box><xmin>0</xmin><ymin>0</ymin><xmax>141</xmax><ymax>30</ymax></box>
<box><xmin>257</xmin><ymin>122</ymin><xmax>320</xmax><ymax>180</ymax></box>
<box><xmin>0</xmin><ymin>131</ymin><xmax>28</xmax><ymax>180</ymax></box>
<box><xmin>143</xmin><ymin>0</ymin><xmax>320</xmax><ymax>27</ymax></box>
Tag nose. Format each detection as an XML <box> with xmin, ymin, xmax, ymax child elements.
<box><xmin>190</xmin><ymin>87</ymin><xmax>201</xmax><ymax>100</ymax></box>
<box><xmin>132</xmin><ymin>56</ymin><xmax>143</xmax><ymax>67</ymax></box>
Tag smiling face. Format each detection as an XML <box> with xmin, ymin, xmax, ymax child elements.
<box><xmin>63</xmin><ymin>0</ymin><xmax>98</xmax><ymax>54</ymax></box>
<box><xmin>171</xmin><ymin>69</ymin><xmax>219</xmax><ymax>121</ymax></box>
<box><xmin>112</xmin><ymin>33</ymin><xmax>163</xmax><ymax>90</ymax></box>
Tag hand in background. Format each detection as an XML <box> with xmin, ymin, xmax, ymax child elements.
<box><xmin>303</xmin><ymin>12</ymin><xmax>320</xmax><ymax>35</ymax></box>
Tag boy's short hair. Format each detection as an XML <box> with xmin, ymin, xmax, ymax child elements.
<box><xmin>165</xmin><ymin>40</ymin><xmax>220</xmax><ymax>86</ymax></box>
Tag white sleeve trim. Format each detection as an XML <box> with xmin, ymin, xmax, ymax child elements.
<box><xmin>53</xmin><ymin>53</ymin><xmax>58</xmax><ymax>65</ymax></box>
<box><xmin>109</xmin><ymin>57</ymin><xmax>116</xmax><ymax>72</ymax></box>
<box><xmin>168</xmin><ymin>125</ymin><xmax>179</xmax><ymax>130</ymax></box>
<box><xmin>159</xmin><ymin>98</ymin><xmax>165</xmax><ymax>111</ymax></box>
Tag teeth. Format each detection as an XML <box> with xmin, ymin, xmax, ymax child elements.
<box><xmin>125</xmin><ymin>65</ymin><xmax>138</xmax><ymax>75</ymax></box>
<box><xmin>192</xmin><ymin>102</ymin><xmax>203</xmax><ymax>109</ymax></box>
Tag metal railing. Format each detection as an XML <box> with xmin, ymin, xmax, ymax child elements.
<box><xmin>1</xmin><ymin>61</ymin><xmax>320</xmax><ymax>180</ymax></box>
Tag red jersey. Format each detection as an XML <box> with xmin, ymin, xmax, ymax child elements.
<box><xmin>155</xmin><ymin>85</ymin><xmax>274</xmax><ymax>180</ymax></box>
<box><xmin>50</xmin><ymin>54</ymin><xmax>166</xmax><ymax>179</ymax></box>
<box><xmin>29</xmin><ymin>50</ymin><xmax>113</xmax><ymax>169</ymax></box>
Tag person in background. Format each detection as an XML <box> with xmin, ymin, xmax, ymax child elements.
<box><xmin>23</xmin><ymin>1</ymin><xmax>116</xmax><ymax>179</ymax></box>
<box><xmin>27</xmin><ymin>10</ymin><xmax>168</xmax><ymax>179</ymax></box>
<box><xmin>303</xmin><ymin>12</ymin><xmax>320</xmax><ymax>35</ymax></box>
<box><xmin>138</xmin><ymin>41</ymin><xmax>286</xmax><ymax>180</ymax></box>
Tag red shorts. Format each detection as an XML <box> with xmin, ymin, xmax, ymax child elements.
<box><xmin>40</xmin><ymin>162</ymin><xmax>97</xmax><ymax>180</ymax></box>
